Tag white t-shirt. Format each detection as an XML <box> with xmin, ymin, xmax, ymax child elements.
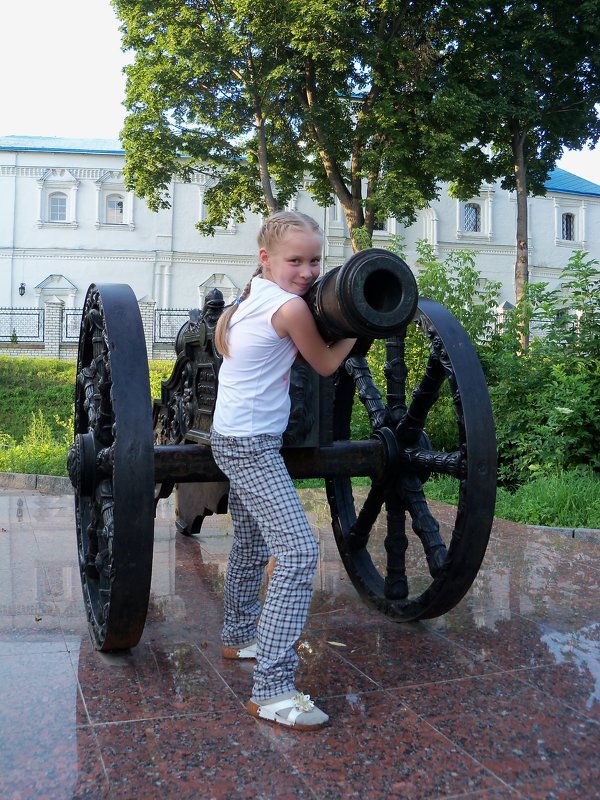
<box><xmin>213</xmin><ymin>276</ymin><xmax>300</xmax><ymax>436</ymax></box>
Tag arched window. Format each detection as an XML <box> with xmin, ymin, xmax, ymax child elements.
<box><xmin>561</xmin><ymin>212</ymin><xmax>575</xmax><ymax>241</ymax></box>
<box><xmin>37</xmin><ymin>168</ymin><xmax>79</xmax><ymax>228</ymax></box>
<box><xmin>106</xmin><ymin>194</ymin><xmax>124</xmax><ymax>224</ymax></box>
<box><xmin>464</xmin><ymin>203</ymin><xmax>481</xmax><ymax>233</ymax></box>
<box><xmin>48</xmin><ymin>192</ymin><xmax>67</xmax><ymax>222</ymax></box>
<box><xmin>95</xmin><ymin>171</ymin><xmax>134</xmax><ymax>230</ymax></box>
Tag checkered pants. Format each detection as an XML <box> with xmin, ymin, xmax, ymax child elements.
<box><xmin>210</xmin><ymin>431</ymin><xmax>318</xmax><ymax>700</ymax></box>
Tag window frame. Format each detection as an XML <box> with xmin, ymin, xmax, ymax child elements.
<box><xmin>456</xmin><ymin>190</ymin><xmax>494</xmax><ymax>241</ymax></box>
<box><xmin>561</xmin><ymin>212</ymin><xmax>575</xmax><ymax>241</ymax></box>
<box><xmin>95</xmin><ymin>171</ymin><xmax>135</xmax><ymax>230</ymax></box>
<box><xmin>463</xmin><ymin>202</ymin><xmax>482</xmax><ymax>233</ymax></box>
<box><xmin>48</xmin><ymin>191</ymin><xmax>68</xmax><ymax>223</ymax></box>
<box><xmin>105</xmin><ymin>193</ymin><xmax>125</xmax><ymax>225</ymax></box>
<box><xmin>36</xmin><ymin>168</ymin><xmax>79</xmax><ymax>228</ymax></box>
<box><xmin>554</xmin><ymin>199</ymin><xmax>584</xmax><ymax>248</ymax></box>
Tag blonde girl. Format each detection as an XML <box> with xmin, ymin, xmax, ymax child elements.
<box><xmin>211</xmin><ymin>211</ymin><xmax>356</xmax><ymax>730</ymax></box>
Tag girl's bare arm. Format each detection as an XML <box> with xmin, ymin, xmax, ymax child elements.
<box><xmin>272</xmin><ymin>297</ymin><xmax>356</xmax><ymax>377</ymax></box>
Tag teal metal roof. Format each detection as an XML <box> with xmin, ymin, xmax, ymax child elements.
<box><xmin>545</xmin><ymin>166</ymin><xmax>600</xmax><ymax>197</ymax></box>
<box><xmin>0</xmin><ymin>135</ymin><xmax>124</xmax><ymax>155</ymax></box>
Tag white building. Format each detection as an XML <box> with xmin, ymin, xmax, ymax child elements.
<box><xmin>1</xmin><ymin>135</ymin><xmax>599</xmax><ymax>313</ymax></box>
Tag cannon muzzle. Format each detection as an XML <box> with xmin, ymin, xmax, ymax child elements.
<box><xmin>305</xmin><ymin>248</ymin><xmax>418</xmax><ymax>341</ymax></box>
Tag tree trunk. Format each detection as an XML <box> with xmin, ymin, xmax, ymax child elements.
<box><xmin>254</xmin><ymin>110</ymin><xmax>279</xmax><ymax>214</ymax></box>
<box><xmin>345</xmin><ymin>202</ymin><xmax>367</xmax><ymax>252</ymax></box>
<box><xmin>511</xmin><ymin>121</ymin><xmax>529</xmax><ymax>348</ymax></box>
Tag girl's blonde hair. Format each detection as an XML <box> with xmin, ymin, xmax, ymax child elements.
<box><xmin>214</xmin><ymin>210</ymin><xmax>322</xmax><ymax>356</ymax></box>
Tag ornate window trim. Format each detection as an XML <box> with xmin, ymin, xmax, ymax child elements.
<box><xmin>456</xmin><ymin>189</ymin><xmax>494</xmax><ymax>241</ymax></box>
<box><xmin>95</xmin><ymin>171</ymin><xmax>135</xmax><ymax>229</ymax></box>
<box><xmin>554</xmin><ymin>198</ymin><xmax>584</xmax><ymax>247</ymax></box>
<box><xmin>36</xmin><ymin>168</ymin><xmax>79</xmax><ymax>228</ymax></box>
<box><xmin>198</xmin><ymin>272</ymin><xmax>240</xmax><ymax>306</ymax></box>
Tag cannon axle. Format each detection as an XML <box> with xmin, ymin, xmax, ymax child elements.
<box><xmin>70</xmin><ymin>438</ymin><xmax>389</xmax><ymax>497</ymax></box>
<box><xmin>72</xmin><ymin>435</ymin><xmax>466</xmax><ymax>495</ymax></box>
<box><xmin>154</xmin><ymin>440</ymin><xmax>387</xmax><ymax>483</ymax></box>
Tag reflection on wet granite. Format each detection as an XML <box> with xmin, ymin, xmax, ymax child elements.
<box><xmin>0</xmin><ymin>486</ymin><xmax>599</xmax><ymax>798</ymax></box>
<box><xmin>396</xmin><ymin>672</ymin><xmax>600</xmax><ymax>798</ymax></box>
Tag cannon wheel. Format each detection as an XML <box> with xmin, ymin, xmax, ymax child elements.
<box><xmin>327</xmin><ymin>299</ymin><xmax>497</xmax><ymax>621</ymax></box>
<box><xmin>68</xmin><ymin>284</ymin><xmax>155</xmax><ymax>650</ymax></box>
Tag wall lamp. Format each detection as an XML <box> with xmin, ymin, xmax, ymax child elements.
<box><xmin>18</xmin><ymin>283</ymin><xmax>26</xmax><ymax>296</ymax></box>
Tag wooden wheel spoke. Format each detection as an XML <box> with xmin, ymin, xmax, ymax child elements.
<box><xmin>398</xmin><ymin>447</ymin><xmax>465</xmax><ymax>479</ymax></box>
<box><xmin>347</xmin><ymin>482</ymin><xmax>385</xmax><ymax>551</ymax></box>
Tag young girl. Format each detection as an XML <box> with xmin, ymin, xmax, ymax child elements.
<box><xmin>211</xmin><ymin>211</ymin><xmax>356</xmax><ymax>730</ymax></box>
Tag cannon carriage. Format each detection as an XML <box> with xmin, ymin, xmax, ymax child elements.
<box><xmin>68</xmin><ymin>248</ymin><xmax>497</xmax><ymax>651</ymax></box>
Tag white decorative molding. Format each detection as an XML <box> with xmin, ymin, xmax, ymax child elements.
<box><xmin>437</xmin><ymin>242</ymin><xmax>516</xmax><ymax>257</ymax></box>
<box><xmin>95</xmin><ymin>169</ymin><xmax>124</xmax><ymax>185</ymax></box>
<box><xmin>553</xmin><ymin>197</ymin><xmax>585</xmax><ymax>248</ymax></box>
<box><xmin>36</xmin><ymin>168</ymin><xmax>80</xmax><ymax>228</ymax></box>
<box><xmin>36</xmin><ymin>168</ymin><xmax>79</xmax><ymax>186</ymax></box>
<box><xmin>422</xmin><ymin>207</ymin><xmax>438</xmax><ymax>248</ymax></box>
<box><xmin>187</xmin><ymin>170</ymin><xmax>217</xmax><ymax>188</ymax></box>
<box><xmin>199</xmin><ymin>272</ymin><xmax>240</xmax><ymax>305</ymax></box>
<box><xmin>34</xmin><ymin>274</ymin><xmax>77</xmax><ymax>308</ymax></box>
<box><xmin>455</xmin><ymin>193</ymin><xmax>495</xmax><ymax>241</ymax></box>
<box><xmin>95</xmin><ymin>171</ymin><xmax>135</xmax><ymax>229</ymax></box>
<box><xmin>173</xmin><ymin>252</ymin><xmax>255</xmax><ymax>268</ymax></box>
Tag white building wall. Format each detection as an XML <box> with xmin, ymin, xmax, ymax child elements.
<box><xmin>1</xmin><ymin>138</ymin><xmax>599</xmax><ymax>313</ymax></box>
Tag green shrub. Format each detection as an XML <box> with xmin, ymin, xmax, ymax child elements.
<box><xmin>484</xmin><ymin>251</ymin><xmax>600</xmax><ymax>487</ymax></box>
<box><xmin>0</xmin><ymin>357</ymin><xmax>76</xmax><ymax>442</ymax></box>
<box><xmin>149</xmin><ymin>360</ymin><xmax>176</xmax><ymax>400</ymax></box>
<box><xmin>0</xmin><ymin>410</ymin><xmax>72</xmax><ymax>477</ymax></box>
<box><xmin>0</xmin><ymin>358</ymin><xmax>174</xmax><ymax>477</ymax></box>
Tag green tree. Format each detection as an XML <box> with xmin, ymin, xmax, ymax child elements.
<box><xmin>114</xmin><ymin>0</ymin><xmax>305</xmax><ymax>228</ymax></box>
<box><xmin>114</xmin><ymin>0</ymin><xmax>486</xmax><ymax>248</ymax></box>
<box><xmin>444</xmin><ymin>0</ymin><xmax>600</xmax><ymax>320</ymax></box>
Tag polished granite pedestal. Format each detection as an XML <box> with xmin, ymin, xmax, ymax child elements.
<box><xmin>0</xmin><ymin>486</ymin><xmax>598</xmax><ymax>799</ymax></box>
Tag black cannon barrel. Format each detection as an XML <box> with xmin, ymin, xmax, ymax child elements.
<box><xmin>305</xmin><ymin>248</ymin><xmax>418</xmax><ymax>341</ymax></box>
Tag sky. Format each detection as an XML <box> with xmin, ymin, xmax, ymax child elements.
<box><xmin>1</xmin><ymin>0</ymin><xmax>599</xmax><ymax>184</ymax></box>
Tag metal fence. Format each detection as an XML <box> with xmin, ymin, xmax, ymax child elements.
<box><xmin>154</xmin><ymin>309</ymin><xmax>191</xmax><ymax>343</ymax></box>
<box><xmin>0</xmin><ymin>305</ymin><xmax>196</xmax><ymax>353</ymax></box>
<box><xmin>0</xmin><ymin>308</ymin><xmax>44</xmax><ymax>343</ymax></box>
<box><xmin>63</xmin><ymin>309</ymin><xmax>84</xmax><ymax>343</ymax></box>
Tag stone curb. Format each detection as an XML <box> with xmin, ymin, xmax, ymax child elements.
<box><xmin>0</xmin><ymin>472</ymin><xmax>598</xmax><ymax>542</ymax></box>
<box><xmin>527</xmin><ymin>524</ymin><xmax>600</xmax><ymax>544</ymax></box>
<box><xmin>0</xmin><ymin>472</ymin><xmax>73</xmax><ymax>496</ymax></box>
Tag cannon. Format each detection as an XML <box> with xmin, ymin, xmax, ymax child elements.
<box><xmin>68</xmin><ymin>248</ymin><xmax>497</xmax><ymax>651</ymax></box>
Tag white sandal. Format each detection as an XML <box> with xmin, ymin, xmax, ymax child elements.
<box><xmin>247</xmin><ymin>691</ymin><xmax>329</xmax><ymax>730</ymax></box>
<box><xmin>221</xmin><ymin>641</ymin><xmax>257</xmax><ymax>660</ymax></box>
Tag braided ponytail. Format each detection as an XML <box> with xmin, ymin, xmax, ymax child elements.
<box><xmin>214</xmin><ymin>265</ymin><xmax>262</xmax><ymax>357</ymax></box>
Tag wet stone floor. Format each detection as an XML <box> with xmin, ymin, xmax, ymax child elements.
<box><xmin>0</xmin><ymin>486</ymin><xmax>599</xmax><ymax>799</ymax></box>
